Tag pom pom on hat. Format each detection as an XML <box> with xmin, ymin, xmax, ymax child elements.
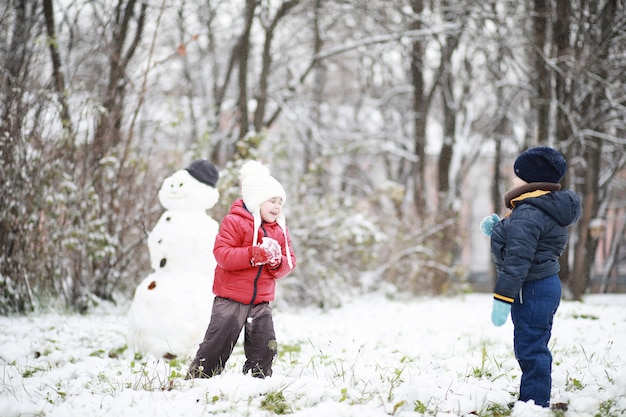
<box><xmin>514</xmin><ymin>146</ymin><xmax>567</xmax><ymax>184</ymax></box>
<box><xmin>240</xmin><ymin>161</ymin><xmax>286</xmax><ymax>213</ymax></box>
<box><xmin>239</xmin><ymin>161</ymin><xmax>292</xmax><ymax>269</ymax></box>
<box><xmin>185</xmin><ymin>159</ymin><xmax>219</xmax><ymax>187</ymax></box>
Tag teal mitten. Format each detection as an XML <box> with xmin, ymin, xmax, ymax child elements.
<box><xmin>491</xmin><ymin>299</ymin><xmax>511</xmax><ymax>327</ymax></box>
<box><xmin>480</xmin><ymin>213</ymin><xmax>500</xmax><ymax>237</ymax></box>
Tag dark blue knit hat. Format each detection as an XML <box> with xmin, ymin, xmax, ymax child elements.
<box><xmin>514</xmin><ymin>146</ymin><xmax>566</xmax><ymax>183</ymax></box>
<box><xmin>185</xmin><ymin>159</ymin><xmax>219</xmax><ymax>187</ymax></box>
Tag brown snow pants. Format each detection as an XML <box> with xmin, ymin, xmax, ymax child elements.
<box><xmin>186</xmin><ymin>296</ymin><xmax>277</xmax><ymax>379</ymax></box>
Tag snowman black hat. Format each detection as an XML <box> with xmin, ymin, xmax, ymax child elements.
<box><xmin>240</xmin><ymin>160</ymin><xmax>292</xmax><ymax>269</ymax></box>
<box><xmin>185</xmin><ymin>159</ymin><xmax>219</xmax><ymax>187</ymax></box>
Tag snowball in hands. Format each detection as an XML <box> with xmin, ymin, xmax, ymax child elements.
<box><xmin>480</xmin><ymin>213</ymin><xmax>500</xmax><ymax>237</ymax></box>
<box><xmin>249</xmin><ymin>238</ymin><xmax>282</xmax><ymax>267</ymax></box>
<box><xmin>260</xmin><ymin>237</ymin><xmax>281</xmax><ymax>267</ymax></box>
<box><xmin>249</xmin><ymin>246</ymin><xmax>272</xmax><ymax>266</ymax></box>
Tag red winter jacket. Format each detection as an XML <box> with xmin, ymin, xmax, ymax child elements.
<box><xmin>212</xmin><ymin>199</ymin><xmax>296</xmax><ymax>304</ymax></box>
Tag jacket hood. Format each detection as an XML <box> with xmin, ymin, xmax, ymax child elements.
<box><xmin>229</xmin><ymin>198</ymin><xmax>253</xmax><ymax>219</ymax></box>
<box><xmin>523</xmin><ymin>189</ymin><xmax>582</xmax><ymax>227</ymax></box>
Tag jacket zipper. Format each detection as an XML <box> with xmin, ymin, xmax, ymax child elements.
<box><xmin>249</xmin><ymin>225</ymin><xmax>267</xmax><ymax>304</ymax></box>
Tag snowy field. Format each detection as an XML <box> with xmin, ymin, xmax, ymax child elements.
<box><xmin>1</xmin><ymin>293</ymin><xmax>625</xmax><ymax>417</ymax></box>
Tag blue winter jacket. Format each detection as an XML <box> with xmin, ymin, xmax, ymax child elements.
<box><xmin>491</xmin><ymin>183</ymin><xmax>582</xmax><ymax>303</ymax></box>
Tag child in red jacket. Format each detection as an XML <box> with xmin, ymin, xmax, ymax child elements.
<box><xmin>186</xmin><ymin>160</ymin><xmax>296</xmax><ymax>379</ymax></box>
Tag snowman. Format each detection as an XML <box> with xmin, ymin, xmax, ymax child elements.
<box><xmin>127</xmin><ymin>159</ymin><xmax>220</xmax><ymax>360</ymax></box>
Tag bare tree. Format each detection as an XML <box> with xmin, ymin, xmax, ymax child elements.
<box><xmin>0</xmin><ymin>0</ymin><xmax>46</xmax><ymax>312</ymax></box>
<box><xmin>90</xmin><ymin>0</ymin><xmax>147</xmax><ymax>173</ymax></box>
<box><xmin>2</xmin><ymin>0</ymin><xmax>625</xmax><ymax>314</ymax></box>
<box><xmin>555</xmin><ymin>0</ymin><xmax>625</xmax><ymax>299</ymax></box>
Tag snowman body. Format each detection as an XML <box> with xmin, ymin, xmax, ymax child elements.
<box><xmin>128</xmin><ymin>169</ymin><xmax>219</xmax><ymax>359</ymax></box>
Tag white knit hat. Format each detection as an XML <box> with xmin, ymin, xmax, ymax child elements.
<box><xmin>240</xmin><ymin>161</ymin><xmax>292</xmax><ymax>269</ymax></box>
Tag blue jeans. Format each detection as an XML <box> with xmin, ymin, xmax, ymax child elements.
<box><xmin>511</xmin><ymin>274</ymin><xmax>561</xmax><ymax>408</ymax></box>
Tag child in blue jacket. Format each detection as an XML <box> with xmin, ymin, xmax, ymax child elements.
<box><xmin>480</xmin><ymin>146</ymin><xmax>581</xmax><ymax>408</ymax></box>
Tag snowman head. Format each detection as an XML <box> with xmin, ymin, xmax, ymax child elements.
<box><xmin>158</xmin><ymin>160</ymin><xmax>220</xmax><ymax>211</ymax></box>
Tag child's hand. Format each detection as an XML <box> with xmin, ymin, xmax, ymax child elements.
<box><xmin>249</xmin><ymin>246</ymin><xmax>272</xmax><ymax>266</ymax></box>
<box><xmin>491</xmin><ymin>299</ymin><xmax>511</xmax><ymax>326</ymax></box>
<box><xmin>260</xmin><ymin>237</ymin><xmax>282</xmax><ymax>268</ymax></box>
<box><xmin>480</xmin><ymin>213</ymin><xmax>500</xmax><ymax>237</ymax></box>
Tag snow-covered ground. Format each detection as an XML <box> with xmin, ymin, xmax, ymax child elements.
<box><xmin>1</xmin><ymin>293</ymin><xmax>625</xmax><ymax>417</ymax></box>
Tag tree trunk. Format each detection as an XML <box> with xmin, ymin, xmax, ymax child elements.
<box><xmin>410</xmin><ymin>0</ymin><xmax>426</xmax><ymax>217</ymax></box>
<box><xmin>532</xmin><ymin>0</ymin><xmax>550</xmax><ymax>143</ymax></box>
<box><xmin>553</xmin><ymin>0</ymin><xmax>573</xmax><ymax>284</ymax></box>
<box><xmin>43</xmin><ymin>0</ymin><xmax>72</xmax><ymax>134</ymax></box>
<box><xmin>235</xmin><ymin>0</ymin><xmax>256</xmax><ymax>144</ymax></box>
<box><xmin>304</xmin><ymin>0</ymin><xmax>326</xmax><ymax>190</ymax></box>
<box><xmin>570</xmin><ymin>140</ymin><xmax>601</xmax><ymax>299</ymax></box>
